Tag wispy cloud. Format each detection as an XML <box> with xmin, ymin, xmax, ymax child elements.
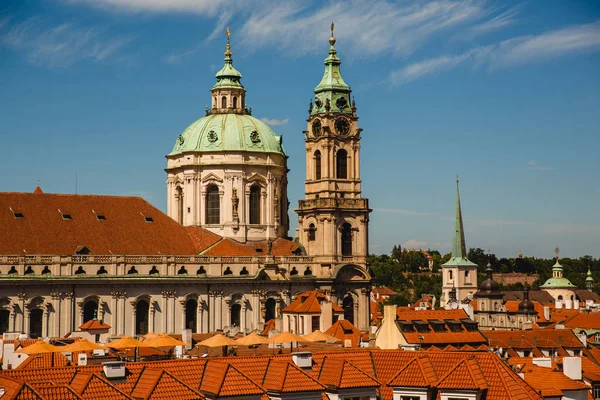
<box><xmin>470</xmin><ymin>5</ymin><xmax>520</xmax><ymax>35</ymax></box>
<box><xmin>260</xmin><ymin>117</ymin><xmax>289</xmax><ymax>126</ymax></box>
<box><xmin>389</xmin><ymin>20</ymin><xmax>600</xmax><ymax>85</ymax></box>
<box><xmin>63</xmin><ymin>0</ymin><xmax>233</xmax><ymax>16</ymax></box>
<box><xmin>542</xmin><ymin>225</ymin><xmax>600</xmax><ymax>234</ymax></box>
<box><xmin>239</xmin><ymin>0</ymin><xmax>487</xmax><ymax>57</ymax></box>
<box><xmin>527</xmin><ymin>160</ymin><xmax>553</xmax><ymax>171</ymax></box>
<box><xmin>375</xmin><ymin>207</ymin><xmax>437</xmax><ymax>216</ymax></box>
<box><xmin>0</xmin><ymin>16</ymin><xmax>134</xmax><ymax>67</ymax></box>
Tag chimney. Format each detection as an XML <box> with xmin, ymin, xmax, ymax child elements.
<box><xmin>563</xmin><ymin>357</ymin><xmax>582</xmax><ymax>381</ymax></box>
<box><xmin>102</xmin><ymin>361</ymin><xmax>126</xmax><ymax>379</ymax></box>
<box><xmin>544</xmin><ymin>306</ymin><xmax>550</xmax><ymax>321</ymax></box>
<box><xmin>532</xmin><ymin>358</ymin><xmax>552</xmax><ymax>368</ymax></box>
<box><xmin>321</xmin><ymin>299</ymin><xmax>333</xmax><ymax>332</ymax></box>
<box><xmin>291</xmin><ymin>352</ymin><xmax>312</xmax><ymax>369</ymax></box>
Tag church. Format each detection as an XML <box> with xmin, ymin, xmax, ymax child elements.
<box><xmin>0</xmin><ymin>28</ymin><xmax>372</xmax><ymax>339</ymax></box>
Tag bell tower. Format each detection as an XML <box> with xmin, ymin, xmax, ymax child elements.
<box><xmin>296</xmin><ymin>24</ymin><xmax>371</xmax><ymax>263</ymax></box>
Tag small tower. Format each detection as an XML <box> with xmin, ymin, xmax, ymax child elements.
<box><xmin>586</xmin><ymin>265</ymin><xmax>594</xmax><ymax>292</ymax></box>
<box><xmin>441</xmin><ymin>178</ymin><xmax>478</xmax><ymax>304</ymax></box>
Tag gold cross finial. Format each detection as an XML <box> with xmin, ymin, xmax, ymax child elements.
<box><xmin>456</xmin><ymin>175</ymin><xmax>459</xmax><ymax>183</ymax></box>
<box><xmin>226</xmin><ymin>26</ymin><xmax>230</xmax><ymax>37</ymax></box>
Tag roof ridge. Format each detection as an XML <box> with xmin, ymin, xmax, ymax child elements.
<box><xmin>341</xmin><ymin>359</ymin><xmax>380</xmax><ymax>387</ymax></box>
<box><xmin>151</xmin><ymin>369</ymin><xmax>204</xmax><ymax>398</ymax></box>
<box><xmin>86</xmin><ymin>373</ymin><xmax>133</xmax><ymax>399</ymax></box>
<box><xmin>464</xmin><ymin>357</ymin><xmax>488</xmax><ymax>390</ymax></box>
<box><xmin>130</xmin><ymin>367</ymin><xmax>163</xmax><ymax>399</ymax></box>
<box><xmin>198</xmin><ymin>237</ymin><xmax>226</xmax><ymax>255</ymax></box>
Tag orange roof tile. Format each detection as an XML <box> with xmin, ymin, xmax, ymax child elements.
<box><xmin>317</xmin><ymin>357</ymin><xmax>379</xmax><ymax>390</ymax></box>
<box><xmin>130</xmin><ymin>368</ymin><xmax>204</xmax><ymax>400</ymax></box>
<box><xmin>79</xmin><ymin>319</ymin><xmax>111</xmax><ymax>331</ymax></box>
<box><xmin>71</xmin><ymin>373</ymin><xmax>133</xmax><ymax>400</ymax></box>
<box><xmin>396</xmin><ymin>308</ymin><xmax>469</xmax><ymax>321</ymax></box>
<box><xmin>520</xmin><ymin>364</ymin><xmax>589</xmax><ymax>397</ymax></box>
<box><xmin>263</xmin><ymin>360</ymin><xmax>324</xmax><ymax>393</ymax></box>
<box><xmin>483</xmin><ymin>329</ymin><xmax>585</xmax><ymax>349</ymax></box>
<box><xmin>435</xmin><ymin>357</ymin><xmax>488</xmax><ymax>391</ymax></box>
<box><xmin>33</xmin><ymin>384</ymin><xmax>82</xmax><ymax>400</ymax></box>
<box><xmin>15</xmin><ymin>352</ymin><xmax>71</xmax><ymax>370</ymax></box>
<box><xmin>372</xmin><ymin>287</ymin><xmax>398</xmax><ymax>296</ymax></box>
<box><xmin>403</xmin><ymin>332</ymin><xmax>487</xmax><ymax>346</ymax></box>
<box><xmin>561</xmin><ymin>312</ymin><xmax>600</xmax><ymax>330</ymax></box>
<box><xmin>200</xmin><ymin>361</ymin><xmax>264</xmax><ymax>398</ymax></box>
<box><xmin>0</xmin><ymin>192</ymin><xmax>220</xmax><ymax>255</ymax></box>
<box><xmin>325</xmin><ymin>320</ymin><xmax>363</xmax><ymax>347</ymax></box>
<box><xmin>387</xmin><ymin>354</ymin><xmax>437</xmax><ymax>388</ymax></box>
<box><xmin>202</xmin><ymin>236</ymin><xmax>298</xmax><ymax>256</ymax></box>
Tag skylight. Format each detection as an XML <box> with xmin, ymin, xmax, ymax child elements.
<box><xmin>145</xmin><ymin>216</ymin><xmax>153</xmax><ymax>223</ymax></box>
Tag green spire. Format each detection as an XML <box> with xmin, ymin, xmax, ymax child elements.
<box><xmin>586</xmin><ymin>265</ymin><xmax>594</xmax><ymax>292</ymax></box>
<box><xmin>213</xmin><ymin>27</ymin><xmax>244</xmax><ymax>90</ymax></box>
<box><xmin>311</xmin><ymin>23</ymin><xmax>352</xmax><ymax>115</ymax></box>
<box><xmin>452</xmin><ymin>177</ymin><xmax>467</xmax><ymax>259</ymax></box>
<box><xmin>443</xmin><ymin>177</ymin><xmax>477</xmax><ymax>267</ymax></box>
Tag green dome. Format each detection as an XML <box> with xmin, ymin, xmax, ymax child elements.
<box><xmin>169</xmin><ymin>113</ymin><xmax>285</xmax><ymax>156</ymax></box>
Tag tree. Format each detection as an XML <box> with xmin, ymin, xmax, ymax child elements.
<box><xmin>401</xmin><ymin>250</ymin><xmax>427</xmax><ymax>273</ymax></box>
<box><xmin>467</xmin><ymin>247</ymin><xmax>497</xmax><ymax>273</ymax></box>
<box><xmin>391</xmin><ymin>245</ymin><xmax>402</xmax><ymax>262</ymax></box>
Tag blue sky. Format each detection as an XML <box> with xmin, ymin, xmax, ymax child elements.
<box><xmin>1</xmin><ymin>0</ymin><xmax>599</xmax><ymax>258</ymax></box>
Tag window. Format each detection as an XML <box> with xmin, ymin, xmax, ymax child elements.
<box><xmin>185</xmin><ymin>299</ymin><xmax>197</xmax><ymax>333</ymax></box>
<box><xmin>230</xmin><ymin>303</ymin><xmax>241</xmax><ymax>327</ymax></box>
<box><xmin>465</xmin><ymin>269</ymin><xmax>470</xmax><ymax>280</ymax></box>
<box><xmin>144</xmin><ymin>216</ymin><xmax>153</xmax><ymax>222</ymax></box>
<box><xmin>336</xmin><ymin>149</ymin><xmax>347</xmax><ymax>179</ymax></box>
<box><xmin>449</xmin><ymin>270</ymin><xmax>454</xmax><ymax>280</ymax></box>
<box><xmin>341</xmin><ymin>223</ymin><xmax>352</xmax><ymax>256</ymax></box>
<box><xmin>249</xmin><ymin>185</ymin><xmax>261</xmax><ymax>224</ymax></box>
<box><xmin>314</xmin><ymin>150</ymin><xmax>321</xmax><ymax>180</ymax></box>
<box><xmin>343</xmin><ymin>295</ymin><xmax>354</xmax><ymax>325</ymax></box>
<box><xmin>136</xmin><ymin>300</ymin><xmax>149</xmax><ymax>335</ymax></box>
<box><xmin>13</xmin><ymin>212</ymin><xmax>24</xmax><ymax>219</ymax></box>
<box><xmin>205</xmin><ymin>185</ymin><xmax>220</xmax><ymax>224</ymax></box>
<box><xmin>176</xmin><ymin>186</ymin><xmax>184</xmax><ymax>224</ymax></box>
<box><xmin>83</xmin><ymin>301</ymin><xmax>98</xmax><ymax>323</ymax></box>
<box><xmin>592</xmin><ymin>384</ymin><xmax>600</xmax><ymax>400</ymax></box>
<box><xmin>233</xmin><ymin>96</ymin><xmax>237</xmax><ymax>109</ymax></box>
<box><xmin>265</xmin><ymin>298</ymin><xmax>276</xmax><ymax>322</ymax></box>
<box><xmin>308</xmin><ymin>223</ymin><xmax>316</xmax><ymax>241</ymax></box>
<box><xmin>221</xmin><ymin>96</ymin><xmax>227</xmax><ymax>108</ymax></box>
<box><xmin>401</xmin><ymin>397</ymin><xmax>420</xmax><ymax>400</ymax></box>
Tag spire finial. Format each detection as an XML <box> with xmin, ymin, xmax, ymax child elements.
<box><xmin>554</xmin><ymin>247</ymin><xmax>560</xmax><ymax>262</ymax></box>
<box><xmin>329</xmin><ymin>22</ymin><xmax>336</xmax><ymax>46</ymax></box>
<box><xmin>225</xmin><ymin>26</ymin><xmax>232</xmax><ymax>57</ymax></box>
<box><xmin>456</xmin><ymin>175</ymin><xmax>459</xmax><ymax>184</ymax></box>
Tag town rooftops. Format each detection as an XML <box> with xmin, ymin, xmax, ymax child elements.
<box><xmin>0</xmin><ymin>350</ymin><xmax>545</xmax><ymax>400</ymax></box>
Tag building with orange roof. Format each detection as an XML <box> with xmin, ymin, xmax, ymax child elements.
<box><xmin>375</xmin><ymin>305</ymin><xmax>487</xmax><ymax>350</ymax></box>
<box><xmin>281</xmin><ymin>291</ymin><xmax>343</xmax><ymax>334</ymax></box>
<box><xmin>0</xmin><ymin>29</ymin><xmax>373</xmax><ymax>342</ymax></box>
<box><xmin>0</xmin><ymin>349</ymin><xmax>547</xmax><ymax>400</ymax></box>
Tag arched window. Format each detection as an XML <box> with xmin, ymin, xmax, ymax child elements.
<box><xmin>136</xmin><ymin>300</ymin><xmax>149</xmax><ymax>335</ymax></box>
<box><xmin>0</xmin><ymin>309</ymin><xmax>9</xmax><ymax>335</ymax></box>
<box><xmin>465</xmin><ymin>270</ymin><xmax>469</xmax><ymax>278</ymax></box>
<box><xmin>230</xmin><ymin>303</ymin><xmax>241</xmax><ymax>327</ymax></box>
<box><xmin>308</xmin><ymin>223</ymin><xmax>316</xmax><ymax>241</ymax></box>
<box><xmin>265</xmin><ymin>298</ymin><xmax>276</xmax><ymax>322</ymax></box>
<box><xmin>29</xmin><ymin>309</ymin><xmax>43</xmax><ymax>339</ymax></box>
<box><xmin>221</xmin><ymin>96</ymin><xmax>227</xmax><ymax>109</ymax></box>
<box><xmin>176</xmin><ymin>186</ymin><xmax>184</xmax><ymax>224</ymax></box>
<box><xmin>336</xmin><ymin>149</ymin><xmax>347</xmax><ymax>179</ymax></box>
<box><xmin>233</xmin><ymin>96</ymin><xmax>237</xmax><ymax>109</ymax></box>
<box><xmin>205</xmin><ymin>185</ymin><xmax>220</xmax><ymax>224</ymax></box>
<box><xmin>449</xmin><ymin>270</ymin><xmax>453</xmax><ymax>280</ymax></box>
<box><xmin>341</xmin><ymin>223</ymin><xmax>352</xmax><ymax>256</ymax></box>
<box><xmin>249</xmin><ymin>185</ymin><xmax>261</xmax><ymax>224</ymax></box>
<box><xmin>185</xmin><ymin>299</ymin><xmax>197</xmax><ymax>333</ymax></box>
<box><xmin>494</xmin><ymin>302</ymin><xmax>499</xmax><ymax>311</ymax></box>
<box><xmin>83</xmin><ymin>301</ymin><xmax>98</xmax><ymax>323</ymax></box>
<box><xmin>343</xmin><ymin>295</ymin><xmax>354</xmax><ymax>325</ymax></box>
<box><xmin>314</xmin><ymin>150</ymin><xmax>321</xmax><ymax>180</ymax></box>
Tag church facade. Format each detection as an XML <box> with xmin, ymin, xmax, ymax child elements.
<box><xmin>0</xmin><ymin>29</ymin><xmax>372</xmax><ymax>340</ymax></box>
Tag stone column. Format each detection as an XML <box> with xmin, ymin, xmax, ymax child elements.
<box><xmin>44</xmin><ymin>309</ymin><xmax>50</xmax><ymax>338</ymax></box>
<box><xmin>180</xmin><ymin>299</ymin><xmax>187</xmax><ymax>331</ymax></box>
<box><xmin>17</xmin><ymin>291</ymin><xmax>26</xmax><ymax>333</ymax></box>
<box><xmin>208</xmin><ymin>291</ymin><xmax>215</xmax><ymax>332</ymax></box>
<box><xmin>130</xmin><ymin>300</ymin><xmax>137</xmax><ymax>336</ymax></box>
<box><xmin>217</xmin><ymin>290</ymin><xmax>223</xmax><ymax>330</ymax></box>
<box><xmin>110</xmin><ymin>291</ymin><xmax>119</xmax><ymax>336</ymax></box>
<box><xmin>161</xmin><ymin>291</ymin><xmax>169</xmax><ymax>334</ymax></box>
<box><xmin>200</xmin><ymin>191</ymin><xmax>206</xmax><ymax>226</ymax></box>
<box><xmin>241</xmin><ymin>302</ymin><xmax>247</xmax><ymax>333</ymax></box>
<box><xmin>121</xmin><ymin>293</ymin><xmax>126</xmax><ymax>336</ymax></box>
<box><xmin>150</xmin><ymin>301</ymin><xmax>156</xmax><ymax>333</ymax></box>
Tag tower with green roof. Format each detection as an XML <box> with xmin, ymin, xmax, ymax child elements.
<box><xmin>586</xmin><ymin>265</ymin><xmax>594</xmax><ymax>292</ymax></box>
<box><xmin>442</xmin><ymin>178</ymin><xmax>478</xmax><ymax>305</ymax></box>
<box><xmin>296</xmin><ymin>24</ymin><xmax>372</xmax><ymax>332</ymax></box>
<box><xmin>165</xmin><ymin>28</ymin><xmax>289</xmax><ymax>242</ymax></box>
<box><xmin>539</xmin><ymin>248</ymin><xmax>577</xmax><ymax>307</ymax></box>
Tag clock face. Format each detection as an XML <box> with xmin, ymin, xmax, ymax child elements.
<box><xmin>312</xmin><ymin>119</ymin><xmax>322</xmax><ymax>137</ymax></box>
<box><xmin>335</xmin><ymin>117</ymin><xmax>350</xmax><ymax>136</ymax></box>
<box><xmin>336</xmin><ymin>96</ymin><xmax>348</xmax><ymax>109</ymax></box>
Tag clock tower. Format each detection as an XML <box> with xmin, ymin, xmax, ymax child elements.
<box><xmin>296</xmin><ymin>25</ymin><xmax>372</xmax><ymax>330</ymax></box>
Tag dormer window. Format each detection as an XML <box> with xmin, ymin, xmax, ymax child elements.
<box><xmin>96</xmin><ymin>214</ymin><xmax>106</xmax><ymax>221</ymax></box>
<box><xmin>62</xmin><ymin>214</ymin><xmax>72</xmax><ymax>220</ymax></box>
<box><xmin>145</xmin><ymin>217</ymin><xmax>153</xmax><ymax>222</ymax></box>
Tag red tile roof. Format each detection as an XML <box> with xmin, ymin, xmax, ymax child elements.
<box><xmin>317</xmin><ymin>357</ymin><xmax>379</xmax><ymax>390</ymax></box>
<box><xmin>130</xmin><ymin>368</ymin><xmax>204</xmax><ymax>399</ymax></box>
<box><xmin>436</xmin><ymin>357</ymin><xmax>488</xmax><ymax>391</ymax></box>
<box><xmin>79</xmin><ymin>320</ymin><xmax>111</xmax><ymax>331</ymax></box>
<box><xmin>200</xmin><ymin>360</ymin><xmax>264</xmax><ymax>398</ymax></box>
<box><xmin>372</xmin><ymin>287</ymin><xmax>398</xmax><ymax>297</ymax></box>
<box><xmin>283</xmin><ymin>291</ymin><xmax>341</xmax><ymax>314</ymax></box>
<box><xmin>560</xmin><ymin>311</ymin><xmax>600</xmax><ymax>329</ymax></box>
<box><xmin>202</xmin><ymin>237</ymin><xmax>298</xmax><ymax>256</ymax></box>
<box><xmin>483</xmin><ymin>329</ymin><xmax>585</xmax><ymax>349</ymax></box>
<box><xmin>263</xmin><ymin>360</ymin><xmax>324</xmax><ymax>393</ymax></box>
<box><xmin>0</xmin><ymin>192</ymin><xmax>220</xmax><ymax>255</ymax></box>
<box><xmin>387</xmin><ymin>354</ymin><xmax>437</xmax><ymax>388</ymax></box>
<box><xmin>520</xmin><ymin>364</ymin><xmax>590</xmax><ymax>397</ymax></box>
<box><xmin>325</xmin><ymin>320</ymin><xmax>363</xmax><ymax>347</ymax></box>
<box><xmin>396</xmin><ymin>308</ymin><xmax>469</xmax><ymax>321</ymax></box>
